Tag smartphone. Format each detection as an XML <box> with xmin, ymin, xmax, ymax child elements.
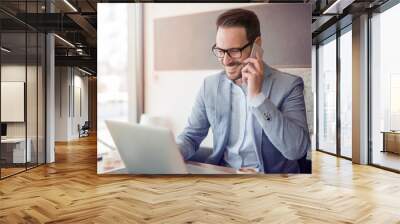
<box><xmin>236</xmin><ymin>43</ymin><xmax>264</xmax><ymax>82</ymax></box>
<box><xmin>250</xmin><ymin>42</ymin><xmax>264</xmax><ymax>59</ymax></box>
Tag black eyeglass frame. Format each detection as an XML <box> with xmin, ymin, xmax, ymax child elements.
<box><xmin>211</xmin><ymin>41</ymin><xmax>254</xmax><ymax>59</ymax></box>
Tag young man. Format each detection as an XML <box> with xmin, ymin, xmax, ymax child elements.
<box><xmin>177</xmin><ymin>8</ymin><xmax>310</xmax><ymax>173</ymax></box>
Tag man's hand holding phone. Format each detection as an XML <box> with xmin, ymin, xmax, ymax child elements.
<box><xmin>241</xmin><ymin>43</ymin><xmax>264</xmax><ymax>98</ymax></box>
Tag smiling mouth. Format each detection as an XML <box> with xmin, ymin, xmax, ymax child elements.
<box><xmin>226</xmin><ymin>66</ymin><xmax>238</xmax><ymax>71</ymax></box>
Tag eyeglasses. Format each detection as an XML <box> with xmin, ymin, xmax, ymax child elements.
<box><xmin>211</xmin><ymin>42</ymin><xmax>253</xmax><ymax>59</ymax></box>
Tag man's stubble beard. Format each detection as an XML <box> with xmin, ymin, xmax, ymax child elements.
<box><xmin>225</xmin><ymin>61</ymin><xmax>244</xmax><ymax>81</ymax></box>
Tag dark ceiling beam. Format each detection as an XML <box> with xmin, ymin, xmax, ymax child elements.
<box><xmin>86</xmin><ymin>0</ymin><xmax>97</xmax><ymax>12</ymax></box>
<box><xmin>311</xmin><ymin>0</ymin><xmax>387</xmax><ymax>44</ymax></box>
<box><xmin>55</xmin><ymin>47</ymin><xmax>97</xmax><ymax>57</ymax></box>
<box><xmin>0</xmin><ymin>8</ymin><xmax>37</xmax><ymax>31</ymax></box>
<box><xmin>312</xmin><ymin>14</ymin><xmax>352</xmax><ymax>44</ymax></box>
<box><xmin>312</xmin><ymin>15</ymin><xmax>335</xmax><ymax>33</ymax></box>
<box><xmin>3</xmin><ymin>12</ymin><xmax>96</xmax><ymax>48</ymax></box>
<box><xmin>267</xmin><ymin>0</ymin><xmax>308</xmax><ymax>2</ymax></box>
<box><xmin>78</xmin><ymin>66</ymin><xmax>97</xmax><ymax>75</ymax></box>
<box><xmin>80</xmin><ymin>12</ymin><xmax>97</xmax><ymax>16</ymax></box>
<box><xmin>52</xmin><ymin>0</ymin><xmax>78</xmax><ymax>13</ymax></box>
<box><xmin>67</xmin><ymin>13</ymin><xmax>97</xmax><ymax>39</ymax></box>
<box><xmin>8</xmin><ymin>12</ymin><xmax>97</xmax><ymax>47</ymax></box>
<box><xmin>322</xmin><ymin>0</ymin><xmax>356</xmax><ymax>14</ymax></box>
<box><xmin>12</xmin><ymin>13</ymin><xmax>83</xmax><ymax>32</ymax></box>
<box><xmin>55</xmin><ymin>55</ymin><xmax>96</xmax><ymax>71</ymax></box>
<box><xmin>0</xmin><ymin>19</ymin><xmax>27</xmax><ymax>31</ymax></box>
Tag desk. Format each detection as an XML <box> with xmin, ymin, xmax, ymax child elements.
<box><xmin>381</xmin><ymin>131</ymin><xmax>400</xmax><ymax>154</ymax></box>
<box><xmin>1</xmin><ymin>138</ymin><xmax>31</xmax><ymax>163</ymax></box>
<box><xmin>97</xmin><ymin>151</ymin><xmax>238</xmax><ymax>174</ymax></box>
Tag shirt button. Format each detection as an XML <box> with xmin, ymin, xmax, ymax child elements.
<box><xmin>263</xmin><ymin>112</ymin><xmax>271</xmax><ymax>121</ymax></box>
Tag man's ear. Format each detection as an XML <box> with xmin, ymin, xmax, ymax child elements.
<box><xmin>255</xmin><ymin>36</ymin><xmax>262</xmax><ymax>46</ymax></box>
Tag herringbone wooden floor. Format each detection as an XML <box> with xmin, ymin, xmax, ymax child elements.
<box><xmin>0</xmin><ymin>135</ymin><xmax>400</xmax><ymax>224</ymax></box>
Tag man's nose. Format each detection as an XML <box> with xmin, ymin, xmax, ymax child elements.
<box><xmin>222</xmin><ymin>52</ymin><xmax>233</xmax><ymax>65</ymax></box>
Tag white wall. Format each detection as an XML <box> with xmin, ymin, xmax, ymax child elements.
<box><xmin>55</xmin><ymin>67</ymin><xmax>89</xmax><ymax>141</ymax></box>
<box><xmin>1</xmin><ymin>66</ymin><xmax>26</xmax><ymax>128</ymax></box>
<box><xmin>55</xmin><ymin>67</ymin><xmax>69</xmax><ymax>141</ymax></box>
<box><xmin>1</xmin><ymin>66</ymin><xmax>27</xmax><ymax>143</ymax></box>
<box><xmin>1</xmin><ymin>65</ymin><xmax>36</xmax><ymax>138</ymax></box>
<box><xmin>72</xmin><ymin>74</ymin><xmax>89</xmax><ymax>137</ymax></box>
<box><xmin>1</xmin><ymin>64</ymin><xmax>46</xmax><ymax>163</ymax></box>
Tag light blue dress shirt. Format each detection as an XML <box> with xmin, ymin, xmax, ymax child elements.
<box><xmin>223</xmin><ymin>82</ymin><xmax>266</xmax><ymax>170</ymax></box>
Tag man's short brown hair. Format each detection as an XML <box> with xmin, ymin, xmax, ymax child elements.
<box><xmin>216</xmin><ymin>8</ymin><xmax>261</xmax><ymax>43</ymax></box>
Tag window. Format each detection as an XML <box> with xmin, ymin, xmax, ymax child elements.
<box><xmin>97</xmin><ymin>4</ymin><xmax>142</xmax><ymax>173</ymax></box>
<box><xmin>339</xmin><ymin>27</ymin><xmax>352</xmax><ymax>158</ymax></box>
<box><xmin>370</xmin><ymin>2</ymin><xmax>400</xmax><ymax>171</ymax></box>
<box><xmin>317</xmin><ymin>36</ymin><xmax>337</xmax><ymax>154</ymax></box>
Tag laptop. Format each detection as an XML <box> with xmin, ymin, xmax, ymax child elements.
<box><xmin>105</xmin><ymin>120</ymin><xmax>226</xmax><ymax>174</ymax></box>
